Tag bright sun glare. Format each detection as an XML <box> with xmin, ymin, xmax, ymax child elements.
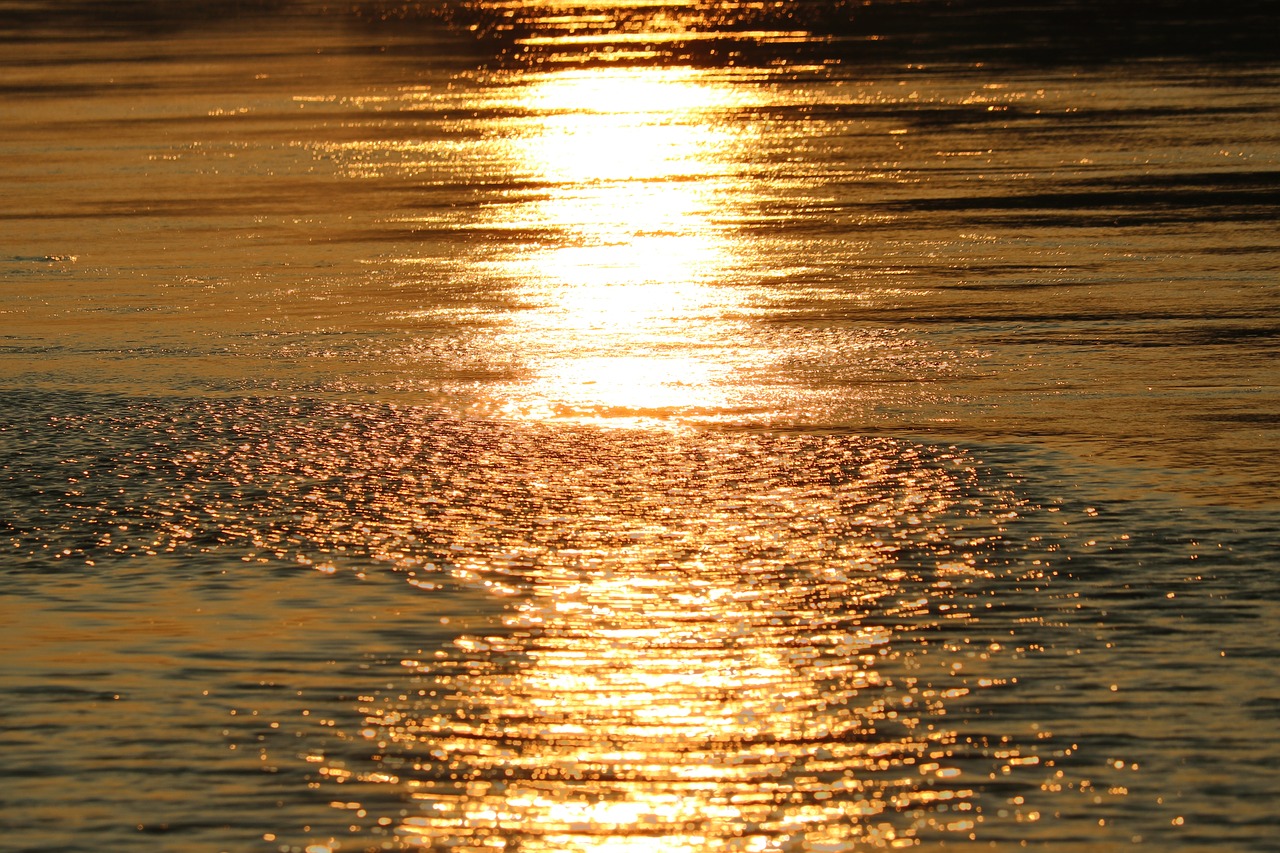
<box><xmin>491</xmin><ymin>68</ymin><xmax>761</xmax><ymax>424</ymax></box>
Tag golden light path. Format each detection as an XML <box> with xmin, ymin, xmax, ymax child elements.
<box><xmin>302</xmin><ymin>62</ymin><xmax>1045</xmax><ymax>853</ymax></box>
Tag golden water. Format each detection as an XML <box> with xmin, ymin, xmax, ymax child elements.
<box><xmin>2</xmin><ymin>2</ymin><xmax>1278</xmax><ymax>852</ymax></box>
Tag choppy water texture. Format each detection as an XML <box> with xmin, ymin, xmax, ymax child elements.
<box><xmin>2</xmin><ymin>2</ymin><xmax>1278</xmax><ymax>852</ymax></box>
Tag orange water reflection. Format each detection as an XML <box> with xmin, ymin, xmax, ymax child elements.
<box><xmin>299</xmin><ymin>55</ymin><xmax>1045</xmax><ymax>853</ymax></box>
<box><xmin>392</xmin><ymin>571</ymin><xmax>924</xmax><ymax>852</ymax></box>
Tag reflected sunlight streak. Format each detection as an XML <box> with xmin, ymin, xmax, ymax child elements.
<box><xmin>295</xmin><ymin>53</ymin><xmax>1045</xmax><ymax>853</ymax></box>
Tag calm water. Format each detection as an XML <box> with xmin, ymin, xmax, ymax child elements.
<box><xmin>2</xmin><ymin>2</ymin><xmax>1278</xmax><ymax>851</ymax></box>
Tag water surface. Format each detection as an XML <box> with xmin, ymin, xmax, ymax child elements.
<box><xmin>2</xmin><ymin>2</ymin><xmax>1278</xmax><ymax>851</ymax></box>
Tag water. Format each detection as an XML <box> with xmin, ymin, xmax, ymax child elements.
<box><xmin>2</xmin><ymin>2</ymin><xmax>1278</xmax><ymax>851</ymax></box>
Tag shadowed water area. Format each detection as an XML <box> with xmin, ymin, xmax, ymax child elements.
<box><xmin>1</xmin><ymin>1</ymin><xmax>1278</xmax><ymax>851</ymax></box>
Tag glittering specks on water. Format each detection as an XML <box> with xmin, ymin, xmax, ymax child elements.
<box><xmin>3</xmin><ymin>394</ymin><xmax>1076</xmax><ymax>850</ymax></box>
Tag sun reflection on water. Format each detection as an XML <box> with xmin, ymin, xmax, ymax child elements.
<box><xmin>267</xmin><ymin>45</ymin><xmax>1058</xmax><ymax>853</ymax></box>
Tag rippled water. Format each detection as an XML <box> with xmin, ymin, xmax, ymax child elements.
<box><xmin>2</xmin><ymin>2</ymin><xmax>1278</xmax><ymax>851</ymax></box>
